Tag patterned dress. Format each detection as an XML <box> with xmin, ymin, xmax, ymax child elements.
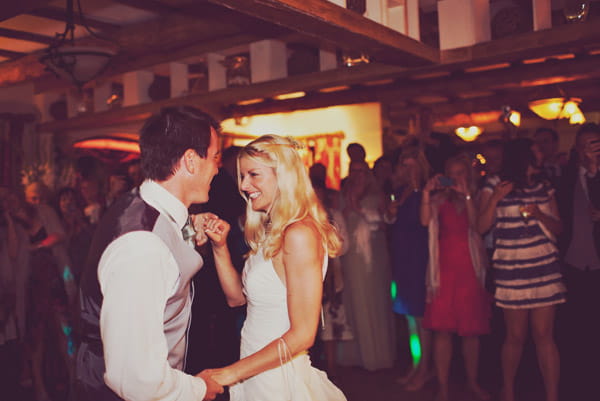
<box><xmin>483</xmin><ymin>177</ymin><xmax>566</xmax><ymax>309</ymax></box>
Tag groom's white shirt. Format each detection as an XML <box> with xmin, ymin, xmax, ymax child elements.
<box><xmin>98</xmin><ymin>180</ymin><xmax>206</xmax><ymax>400</ymax></box>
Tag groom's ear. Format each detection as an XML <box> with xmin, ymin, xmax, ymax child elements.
<box><xmin>181</xmin><ymin>149</ymin><xmax>198</xmax><ymax>175</ymax></box>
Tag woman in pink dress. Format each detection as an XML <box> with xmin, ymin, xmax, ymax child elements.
<box><xmin>420</xmin><ymin>154</ymin><xmax>490</xmax><ymax>401</ymax></box>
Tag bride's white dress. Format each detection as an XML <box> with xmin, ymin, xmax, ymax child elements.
<box><xmin>229</xmin><ymin>250</ymin><xmax>347</xmax><ymax>401</ymax></box>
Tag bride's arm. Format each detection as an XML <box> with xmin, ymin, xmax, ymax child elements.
<box><xmin>196</xmin><ymin>213</ymin><xmax>246</xmax><ymax>307</ymax></box>
<box><xmin>209</xmin><ymin>221</ymin><xmax>323</xmax><ymax>386</ymax></box>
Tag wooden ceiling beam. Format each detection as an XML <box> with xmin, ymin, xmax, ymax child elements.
<box><xmin>0</xmin><ymin>0</ymin><xmax>54</xmax><ymax>21</ymax></box>
<box><xmin>26</xmin><ymin>7</ymin><xmax>122</xmax><ymax>32</ymax></box>
<box><xmin>0</xmin><ymin>27</ymin><xmax>54</xmax><ymax>44</ymax></box>
<box><xmin>227</xmin><ymin>55</ymin><xmax>600</xmax><ymax>117</ymax></box>
<box><xmin>37</xmin><ymin>55</ymin><xmax>600</xmax><ymax>132</ymax></box>
<box><xmin>0</xmin><ymin>9</ymin><xmax>280</xmax><ymax>91</ymax></box>
<box><xmin>111</xmin><ymin>0</ymin><xmax>180</xmax><ymax>15</ymax></box>
<box><xmin>0</xmin><ymin>49</ymin><xmax>27</xmax><ymax>59</ymax></box>
<box><xmin>205</xmin><ymin>0</ymin><xmax>439</xmax><ymax>66</ymax></box>
<box><xmin>37</xmin><ymin>62</ymin><xmax>403</xmax><ymax>132</ymax></box>
<box><xmin>442</xmin><ymin>21</ymin><xmax>600</xmax><ymax>66</ymax></box>
<box><xmin>388</xmin><ymin>80</ymin><xmax>600</xmax><ymax>120</ymax></box>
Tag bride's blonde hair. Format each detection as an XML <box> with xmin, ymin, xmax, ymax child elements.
<box><xmin>237</xmin><ymin>135</ymin><xmax>342</xmax><ymax>259</ymax></box>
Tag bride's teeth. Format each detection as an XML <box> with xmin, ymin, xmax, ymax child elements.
<box><xmin>249</xmin><ymin>192</ymin><xmax>261</xmax><ymax>199</ymax></box>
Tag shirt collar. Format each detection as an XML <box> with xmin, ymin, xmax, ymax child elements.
<box><xmin>139</xmin><ymin>180</ymin><xmax>188</xmax><ymax>229</ymax></box>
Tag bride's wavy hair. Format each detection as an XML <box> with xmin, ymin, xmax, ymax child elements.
<box><xmin>237</xmin><ymin>135</ymin><xmax>341</xmax><ymax>259</ymax></box>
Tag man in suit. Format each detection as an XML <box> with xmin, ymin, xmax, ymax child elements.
<box><xmin>557</xmin><ymin>122</ymin><xmax>600</xmax><ymax>401</ymax></box>
<box><xmin>76</xmin><ymin>106</ymin><xmax>224</xmax><ymax>401</ymax></box>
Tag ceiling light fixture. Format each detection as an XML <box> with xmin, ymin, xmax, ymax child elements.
<box><xmin>455</xmin><ymin>126</ymin><xmax>483</xmax><ymax>142</ymax></box>
<box><xmin>528</xmin><ymin>97</ymin><xmax>584</xmax><ymax>124</ymax></box>
<box><xmin>39</xmin><ymin>0</ymin><xmax>116</xmax><ymax>89</ymax></box>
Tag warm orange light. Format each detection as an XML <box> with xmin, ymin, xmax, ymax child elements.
<box><xmin>508</xmin><ymin>110</ymin><xmax>521</xmax><ymax>127</ymax></box>
<box><xmin>570</xmin><ymin>112</ymin><xmax>586</xmax><ymax>124</ymax></box>
<box><xmin>73</xmin><ymin>139</ymin><xmax>140</xmax><ymax>153</ymax></box>
<box><xmin>237</xmin><ymin>98</ymin><xmax>264</xmax><ymax>106</ymax></box>
<box><xmin>318</xmin><ymin>85</ymin><xmax>350</xmax><ymax>93</ymax></box>
<box><xmin>455</xmin><ymin>126</ymin><xmax>483</xmax><ymax>142</ymax></box>
<box><xmin>529</xmin><ymin>97</ymin><xmax>583</xmax><ymax>120</ymax></box>
<box><xmin>274</xmin><ymin>91</ymin><xmax>306</xmax><ymax>100</ymax></box>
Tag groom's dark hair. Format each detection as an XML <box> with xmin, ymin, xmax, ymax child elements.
<box><xmin>140</xmin><ymin>106</ymin><xmax>220</xmax><ymax>181</ymax></box>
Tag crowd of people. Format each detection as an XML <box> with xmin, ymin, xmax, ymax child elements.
<box><xmin>308</xmin><ymin>123</ymin><xmax>599</xmax><ymax>401</ymax></box>
<box><xmin>0</xmin><ymin>114</ymin><xmax>599</xmax><ymax>401</ymax></box>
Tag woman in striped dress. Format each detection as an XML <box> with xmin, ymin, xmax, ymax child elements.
<box><xmin>479</xmin><ymin>138</ymin><xmax>565</xmax><ymax>401</ymax></box>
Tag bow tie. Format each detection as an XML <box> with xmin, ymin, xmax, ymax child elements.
<box><xmin>181</xmin><ymin>216</ymin><xmax>196</xmax><ymax>246</ymax></box>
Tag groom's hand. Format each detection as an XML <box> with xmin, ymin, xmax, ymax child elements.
<box><xmin>193</xmin><ymin>213</ymin><xmax>230</xmax><ymax>248</ymax></box>
<box><xmin>196</xmin><ymin>370</ymin><xmax>224</xmax><ymax>400</ymax></box>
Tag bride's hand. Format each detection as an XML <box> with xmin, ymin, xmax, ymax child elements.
<box><xmin>205</xmin><ymin>367</ymin><xmax>239</xmax><ymax>387</ymax></box>
<box><xmin>192</xmin><ymin>213</ymin><xmax>230</xmax><ymax>248</ymax></box>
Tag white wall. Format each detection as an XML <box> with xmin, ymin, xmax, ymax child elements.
<box><xmin>221</xmin><ymin>102</ymin><xmax>383</xmax><ymax>177</ymax></box>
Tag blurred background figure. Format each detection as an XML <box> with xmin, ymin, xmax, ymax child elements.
<box><xmin>557</xmin><ymin>123</ymin><xmax>600</xmax><ymax>401</ymax></box>
<box><xmin>0</xmin><ymin>186</ymin><xmax>31</xmax><ymax>398</ymax></box>
<box><xmin>56</xmin><ymin>187</ymin><xmax>92</xmax><ymax>285</ymax></box>
<box><xmin>313</xmin><ymin>182</ymin><xmax>352</xmax><ymax>379</ymax></box>
<box><xmin>385</xmin><ymin>149</ymin><xmax>433</xmax><ymax>391</ymax></box>
<box><xmin>479</xmin><ymin>138</ymin><xmax>564</xmax><ymax>401</ymax></box>
<box><xmin>338</xmin><ymin>160</ymin><xmax>396</xmax><ymax>371</ymax></box>
<box><xmin>20</xmin><ymin>182</ymin><xmax>77</xmax><ymax>401</ymax></box>
<box><xmin>533</xmin><ymin>128</ymin><xmax>566</xmax><ymax>188</ymax></box>
<box><xmin>373</xmin><ymin>156</ymin><xmax>394</xmax><ymax>196</ymax></box>
<box><xmin>310</xmin><ymin>162</ymin><xmax>340</xmax><ymax>209</ymax></box>
<box><xmin>79</xmin><ymin>178</ymin><xmax>104</xmax><ymax>225</ymax></box>
<box><xmin>420</xmin><ymin>154</ymin><xmax>490</xmax><ymax>401</ymax></box>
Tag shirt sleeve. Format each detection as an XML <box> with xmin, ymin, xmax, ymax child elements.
<box><xmin>99</xmin><ymin>231</ymin><xmax>207</xmax><ymax>401</ymax></box>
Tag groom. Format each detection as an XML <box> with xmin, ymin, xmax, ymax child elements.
<box><xmin>76</xmin><ymin>106</ymin><xmax>224</xmax><ymax>401</ymax></box>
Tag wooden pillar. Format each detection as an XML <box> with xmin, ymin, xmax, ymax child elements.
<box><xmin>249</xmin><ymin>40</ymin><xmax>287</xmax><ymax>83</ymax></box>
<box><xmin>438</xmin><ymin>0</ymin><xmax>491</xmax><ymax>49</ymax></box>
<box><xmin>406</xmin><ymin>0</ymin><xmax>420</xmax><ymax>40</ymax></box>
<box><xmin>387</xmin><ymin>4</ymin><xmax>407</xmax><ymax>34</ymax></box>
<box><xmin>207</xmin><ymin>53</ymin><xmax>227</xmax><ymax>91</ymax></box>
<box><xmin>532</xmin><ymin>0</ymin><xmax>552</xmax><ymax>31</ymax></box>
<box><xmin>123</xmin><ymin>70</ymin><xmax>154</xmax><ymax>106</ymax></box>
<box><xmin>365</xmin><ymin>0</ymin><xmax>387</xmax><ymax>25</ymax></box>
<box><xmin>319</xmin><ymin>47</ymin><xmax>338</xmax><ymax>71</ymax></box>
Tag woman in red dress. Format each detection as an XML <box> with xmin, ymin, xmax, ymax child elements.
<box><xmin>420</xmin><ymin>154</ymin><xmax>490</xmax><ymax>401</ymax></box>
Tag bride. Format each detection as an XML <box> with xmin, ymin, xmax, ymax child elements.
<box><xmin>195</xmin><ymin>135</ymin><xmax>347</xmax><ymax>401</ymax></box>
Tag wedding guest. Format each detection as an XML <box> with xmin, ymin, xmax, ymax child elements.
<box><xmin>385</xmin><ymin>149</ymin><xmax>432</xmax><ymax>390</ymax></box>
<box><xmin>556</xmin><ymin>123</ymin><xmax>600</xmax><ymax>401</ymax></box>
<box><xmin>79</xmin><ymin>177</ymin><xmax>104</xmax><ymax>225</ymax></box>
<box><xmin>22</xmin><ymin>182</ymin><xmax>76</xmax><ymax>401</ymax></box>
<box><xmin>533</xmin><ymin>128</ymin><xmax>567</xmax><ymax>188</ymax></box>
<box><xmin>373</xmin><ymin>156</ymin><xmax>394</xmax><ymax>195</ymax></box>
<box><xmin>420</xmin><ymin>154</ymin><xmax>490</xmax><ymax>401</ymax></box>
<box><xmin>479</xmin><ymin>138</ymin><xmax>564</xmax><ymax>401</ymax></box>
<box><xmin>56</xmin><ymin>187</ymin><xmax>92</xmax><ymax>283</ymax></box>
<box><xmin>338</xmin><ymin>160</ymin><xmax>396</xmax><ymax>371</ymax></box>
<box><xmin>314</xmin><ymin>182</ymin><xmax>352</xmax><ymax>379</ymax></box>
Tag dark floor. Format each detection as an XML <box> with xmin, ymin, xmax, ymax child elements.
<box><xmin>2</xmin><ymin>304</ymin><xmax>595</xmax><ymax>401</ymax></box>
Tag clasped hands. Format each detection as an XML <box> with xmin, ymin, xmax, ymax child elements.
<box><xmin>191</xmin><ymin>213</ymin><xmax>230</xmax><ymax>248</ymax></box>
<box><xmin>196</xmin><ymin>367</ymin><xmax>238</xmax><ymax>401</ymax></box>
